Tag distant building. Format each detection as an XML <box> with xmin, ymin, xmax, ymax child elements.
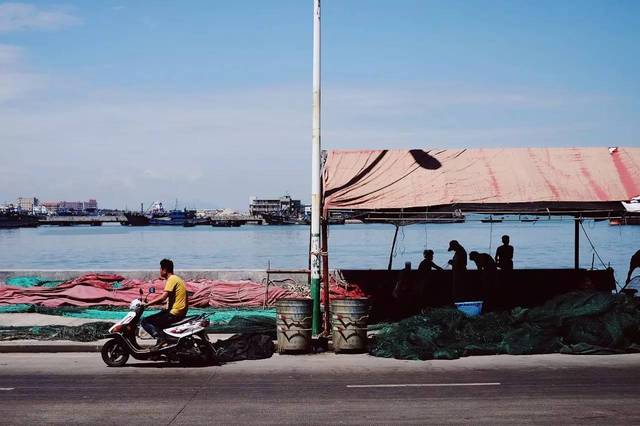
<box><xmin>59</xmin><ymin>201</ymin><xmax>84</xmax><ymax>211</ymax></box>
<box><xmin>83</xmin><ymin>198</ymin><xmax>98</xmax><ymax>213</ymax></box>
<box><xmin>249</xmin><ymin>195</ymin><xmax>303</xmax><ymax>217</ymax></box>
<box><xmin>41</xmin><ymin>201</ymin><xmax>61</xmax><ymax>213</ymax></box>
<box><xmin>16</xmin><ymin>197</ymin><xmax>38</xmax><ymax>212</ymax></box>
<box><xmin>85</xmin><ymin>199</ymin><xmax>98</xmax><ymax>212</ymax></box>
<box><xmin>41</xmin><ymin>199</ymin><xmax>98</xmax><ymax>214</ymax></box>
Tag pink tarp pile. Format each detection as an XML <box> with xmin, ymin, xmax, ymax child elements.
<box><xmin>0</xmin><ymin>273</ymin><xmax>366</xmax><ymax>309</ymax></box>
<box><xmin>0</xmin><ymin>274</ymin><xmax>302</xmax><ymax>309</ymax></box>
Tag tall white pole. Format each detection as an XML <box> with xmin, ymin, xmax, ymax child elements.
<box><xmin>310</xmin><ymin>0</ymin><xmax>322</xmax><ymax>335</ymax></box>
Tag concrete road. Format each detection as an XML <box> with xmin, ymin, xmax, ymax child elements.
<box><xmin>1</xmin><ymin>352</ymin><xmax>639</xmax><ymax>425</ymax></box>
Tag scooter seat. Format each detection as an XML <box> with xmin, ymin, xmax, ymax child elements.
<box><xmin>168</xmin><ymin>315</ymin><xmax>200</xmax><ymax>327</ymax></box>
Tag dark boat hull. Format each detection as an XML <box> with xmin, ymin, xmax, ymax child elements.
<box><xmin>211</xmin><ymin>220</ymin><xmax>242</xmax><ymax>227</ymax></box>
<box><xmin>261</xmin><ymin>213</ymin><xmax>303</xmax><ymax>225</ymax></box>
<box><xmin>123</xmin><ymin>213</ymin><xmax>150</xmax><ymax>226</ymax></box>
<box><xmin>0</xmin><ymin>213</ymin><xmax>40</xmax><ymax>229</ymax></box>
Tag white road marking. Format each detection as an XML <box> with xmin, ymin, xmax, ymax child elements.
<box><xmin>0</xmin><ymin>387</ymin><xmax>15</xmax><ymax>391</ymax></box>
<box><xmin>347</xmin><ymin>382</ymin><xmax>501</xmax><ymax>388</ymax></box>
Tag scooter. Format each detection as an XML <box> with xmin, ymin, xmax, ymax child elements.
<box><xmin>101</xmin><ymin>288</ymin><xmax>215</xmax><ymax>367</ymax></box>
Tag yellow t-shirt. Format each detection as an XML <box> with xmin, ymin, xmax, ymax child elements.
<box><xmin>164</xmin><ymin>275</ymin><xmax>187</xmax><ymax>316</ymax></box>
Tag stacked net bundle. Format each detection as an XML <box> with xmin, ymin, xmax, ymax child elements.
<box><xmin>0</xmin><ymin>322</ymin><xmax>113</xmax><ymax>342</ymax></box>
<box><xmin>370</xmin><ymin>291</ymin><xmax>640</xmax><ymax>360</ymax></box>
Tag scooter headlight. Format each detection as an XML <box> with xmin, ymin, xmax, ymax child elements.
<box><xmin>129</xmin><ymin>299</ymin><xmax>143</xmax><ymax>311</ymax></box>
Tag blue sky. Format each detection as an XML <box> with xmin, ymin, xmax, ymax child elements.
<box><xmin>0</xmin><ymin>0</ymin><xmax>638</xmax><ymax>209</ymax></box>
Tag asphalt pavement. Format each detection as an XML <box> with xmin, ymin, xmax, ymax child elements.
<box><xmin>1</xmin><ymin>352</ymin><xmax>639</xmax><ymax>425</ymax></box>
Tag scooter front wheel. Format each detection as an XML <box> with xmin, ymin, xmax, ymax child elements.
<box><xmin>101</xmin><ymin>338</ymin><xmax>130</xmax><ymax>367</ymax></box>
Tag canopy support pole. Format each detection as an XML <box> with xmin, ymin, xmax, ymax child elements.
<box><xmin>310</xmin><ymin>0</ymin><xmax>322</xmax><ymax>336</ymax></box>
<box><xmin>321</xmin><ymin>218</ymin><xmax>330</xmax><ymax>335</ymax></box>
<box><xmin>388</xmin><ymin>224</ymin><xmax>400</xmax><ymax>271</ymax></box>
<box><xmin>574</xmin><ymin>216</ymin><xmax>580</xmax><ymax>270</ymax></box>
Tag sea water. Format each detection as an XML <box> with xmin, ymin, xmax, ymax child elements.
<box><xmin>0</xmin><ymin>217</ymin><xmax>638</xmax><ymax>287</ymax></box>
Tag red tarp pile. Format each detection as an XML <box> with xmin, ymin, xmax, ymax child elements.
<box><xmin>0</xmin><ymin>273</ymin><xmax>364</xmax><ymax>309</ymax></box>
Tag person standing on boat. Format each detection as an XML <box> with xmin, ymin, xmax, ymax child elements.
<box><xmin>469</xmin><ymin>251</ymin><xmax>497</xmax><ymax>271</ymax></box>
<box><xmin>448</xmin><ymin>240</ymin><xmax>467</xmax><ymax>271</ymax></box>
<box><xmin>419</xmin><ymin>250</ymin><xmax>443</xmax><ymax>273</ymax></box>
<box><xmin>470</xmin><ymin>251</ymin><xmax>498</xmax><ymax>310</ymax></box>
<box><xmin>448</xmin><ymin>240</ymin><xmax>467</xmax><ymax>302</ymax></box>
<box><xmin>495</xmin><ymin>235</ymin><xmax>514</xmax><ymax>271</ymax></box>
<box><xmin>392</xmin><ymin>262</ymin><xmax>422</xmax><ymax>318</ymax></box>
<box><xmin>626</xmin><ymin>250</ymin><xmax>640</xmax><ymax>285</ymax></box>
<box><xmin>418</xmin><ymin>250</ymin><xmax>444</xmax><ymax>307</ymax></box>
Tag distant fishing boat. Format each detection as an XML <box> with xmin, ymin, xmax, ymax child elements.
<box><xmin>426</xmin><ymin>211</ymin><xmax>466</xmax><ymax>224</ymax></box>
<box><xmin>149</xmin><ymin>209</ymin><xmax>196</xmax><ymax>226</ymax></box>
<box><xmin>609</xmin><ymin>215</ymin><xmax>640</xmax><ymax>226</ymax></box>
<box><xmin>0</xmin><ymin>209</ymin><xmax>40</xmax><ymax>229</ymax></box>
<box><xmin>481</xmin><ymin>216</ymin><xmax>503</xmax><ymax>223</ymax></box>
<box><xmin>519</xmin><ymin>215</ymin><xmax>539</xmax><ymax>223</ymax></box>
<box><xmin>261</xmin><ymin>212</ymin><xmax>309</xmax><ymax>225</ymax></box>
<box><xmin>123</xmin><ymin>201</ymin><xmax>196</xmax><ymax>226</ymax></box>
<box><xmin>622</xmin><ymin>196</ymin><xmax>640</xmax><ymax>213</ymax></box>
<box><xmin>123</xmin><ymin>212</ymin><xmax>149</xmax><ymax>226</ymax></box>
<box><xmin>361</xmin><ymin>210</ymin><xmax>465</xmax><ymax>224</ymax></box>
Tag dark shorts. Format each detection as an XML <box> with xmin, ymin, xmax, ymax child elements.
<box><xmin>141</xmin><ymin>310</ymin><xmax>184</xmax><ymax>338</ymax></box>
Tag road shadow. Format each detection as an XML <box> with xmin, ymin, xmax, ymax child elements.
<box><xmin>120</xmin><ymin>360</ymin><xmax>221</xmax><ymax>369</ymax></box>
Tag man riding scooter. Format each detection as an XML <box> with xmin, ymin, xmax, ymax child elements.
<box><xmin>142</xmin><ymin>259</ymin><xmax>188</xmax><ymax>347</ymax></box>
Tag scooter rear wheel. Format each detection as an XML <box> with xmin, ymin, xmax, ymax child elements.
<box><xmin>101</xmin><ymin>338</ymin><xmax>130</xmax><ymax>367</ymax></box>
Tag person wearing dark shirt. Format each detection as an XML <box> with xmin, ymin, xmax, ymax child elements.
<box><xmin>626</xmin><ymin>250</ymin><xmax>640</xmax><ymax>285</ymax></box>
<box><xmin>418</xmin><ymin>249</ymin><xmax>443</xmax><ymax>273</ymax></box>
<box><xmin>469</xmin><ymin>251</ymin><xmax>497</xmax><ymax>271</ymax></box>
<box><xmin>392</xmin><ymin>261</ymin><xmax>422</xmax><ymax>317</ymax></box>
<box><xmin>495</xmin><ymin>235</ymin><xmax>514</xmax><ymax>271</ymax></box>
<box><xmin>470</xmin><ymin>251</ymin><xmax>497</xmax><ymax>311</ymax></box>
<box><xmin>447</xmin><ymin>240</ymin><xmax>467</xmax><ymax>271</ymax></box>
<box><xmin>418</xmin><ymin>249</ymin><xmax>443</xmax><ymax>307</ymax></box>
<box><xmin>447</xmin><ymin>240</ymin><xmax>467</xmax><ymax>302</ymax></box>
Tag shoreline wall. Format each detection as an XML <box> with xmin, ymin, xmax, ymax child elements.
<box><xmin>0</xmin><ymin>270</ymin><xmax>311</xmax><ymax>284</ymax></box>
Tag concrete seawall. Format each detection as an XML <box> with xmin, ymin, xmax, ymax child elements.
<box><xmin>0</xmin><ymin>269</ymin><xmax>311</xmax><ymax>284</ymax></box>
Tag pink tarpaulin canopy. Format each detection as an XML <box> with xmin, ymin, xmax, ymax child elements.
<box><xmin>323</xmin><ymin>147</ymin><xmax>640</xmax><ymax>212</ymax></box>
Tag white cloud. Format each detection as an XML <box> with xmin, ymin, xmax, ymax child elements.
<box><xmin>0</xmin><ymin>43</ymin><xmax>45</xmax><ymax>103</ymax></box>
<box><xmin>327</xmin><ymin>85</ymin><xmax>601</xmax><ymax>111</ymax></box>
<box><xmin>0</xmin><ymin>43</ymin><xmax>22</xmax><ymax>65</ymax></box>
<box><xmin>0</xmin><ymin>2</ymin><xmax>80</xmax><ymax>32</ymax></box>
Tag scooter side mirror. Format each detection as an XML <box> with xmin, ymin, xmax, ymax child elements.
<box><xmin>149</xmin><ymin>287</ymin><xmax>156</xmax><ymax>294</ymax></box>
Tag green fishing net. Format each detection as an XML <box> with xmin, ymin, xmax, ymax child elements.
<box><xmin>4</xmin><ymin>277</ymin><xmax>64</xmax><ymax>288</ymax></box>
<box><xmin>0</xmin><ymin>305</ymin><xmax>276</xmax><ymax>340</ymax></box>
<box><xmin>0</xmin><ymin>323</ymin><xmax>113</xmax><ymax>342</ymax></box>
<box><xmin>370</xmin><ymin>291</ymin><xmax>640</xmax><ymax>360</ymax></box>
